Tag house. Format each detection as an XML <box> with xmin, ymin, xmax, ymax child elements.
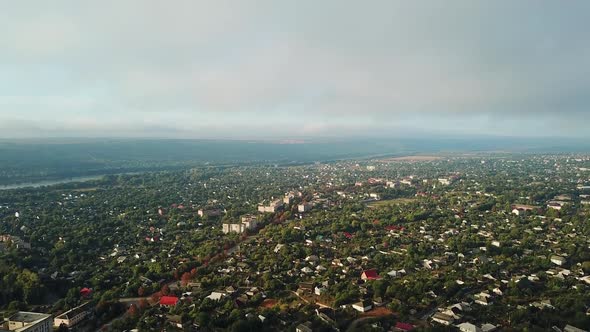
<box><xmin>225</xmin><ymin>286</ymin><xmax>237</xmax><ymax>295</ymax></box>
<box><xmin>166</xmin><ymin>315</ymin><xmax>186</xmax><ymax>329</ymax></box>
<box><xmin>481</xmin><ymin>323</ymin><xmax>498</xmax><ymax>332</ymax></box>
<box><xmin>352</xmin><ymin>299</ymin><xmax>373</xmax><ymax>312</ymax></box>
<box><xmin>360</xmin><ymin>269</ymin><xmax>381</xmax><ymax>281</ymax></box>
<box><xmin>206</xmin><ymin>291</ymin><xmax>226</xmax><ymax>301</ymax></box>
<box><xmin>159</xmin><ymin>296</ymin><xmax>179</xmax><ymax>307</ymax></box>
<box><xmin>296</xmin><ymin>322</ymin><xmax>313</xmax><ymax>332</ymax></box>
<box><xmin>246</xmin><ymin>287</ymin><xmax>260</xmax><ymax>297</ymax></box>
<box><xmin>80</xmin><ymin>287</ymin><xmax>92</xmax><ymax>297</ymax></box>
<box><xmin>456</xmin><ymin>322</ymin><xmax>483</xmax><ymax>332</ymax></box>
<box><xmin>314</xmin><ymin>285</ymin><xmax>326</xmax><ymax>296</ymax></box>
<box><xmin>273</xmin><ymin>244</ymin><xmax>284</xmax><ymax>253</ymax></box>
<box><xmin>550</xmin><ymin>255</ymin><xmax>566</xmax><ymax>266</ymax></box>
<box><xmin>432</xmin><ymin>312</ymin><xmax>454</xmax><ymax>325</ymax></box>
<box><xmin>563</xmin><ymin>324</ymin><xmax>588</xmax><ymax>332</ymax></box>
<box><xmin>387</xmin><ymin>269</ymin><xmax>406</xmax><ymax>278</ymax></box>
<box><xmin>393</xmin><ymin>322</ymin><xmax>415</xmax><ymax>331</ymax></box>
<box><xmin>1</xmin><ymin>312</ymin><xmax>52</xmax><ymax>332</ymax></box>
<box><xmin>301</xmin><ymin>266</ymin><xmax>313</xmax><ymax>274</ymax></box>
<box><xmin>53</xmin><ymin>302</ymin><xmax>92</xmax><ymax>328</ymax></box>
<box><xmin>474</xmin><ymin>292</ymin><xmax>492</xmax><ymax>306</ymax></box>
<box><xmin>316</xmin><ymin>308</ymin><xmax>335</xmax><ymax>325</ymax></box>
<box><xmin>297</xmin><ymin>282</ymin><xmax>314</xmax><ymax>296</ymax></box>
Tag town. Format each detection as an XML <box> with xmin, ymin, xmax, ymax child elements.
<box><xmin>1</xmin><ymin>154</ymin><xmax>589</xmax><ymax>331</ymax></box>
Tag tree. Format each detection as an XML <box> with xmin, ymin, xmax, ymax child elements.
<box><xmin>181</xmin><ymin>272</ymin><xmax>192</xmax><ymax>286</ymax></box>
<box><xmin>161</xmin><ymin>284</ymin><xmax>170</xmax><ymax>296</ymax></box>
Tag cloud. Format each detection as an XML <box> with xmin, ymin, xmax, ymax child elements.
<box><xmin>0</xmin><ymin>0</ymin><xmax>589</xmax><ymax>138</ymax></box>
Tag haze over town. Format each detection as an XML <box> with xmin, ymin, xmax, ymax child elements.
<box><xmin>1</xmin><ymin>0</ymin><xmax>589</xmax><ymax>139</ymax></box>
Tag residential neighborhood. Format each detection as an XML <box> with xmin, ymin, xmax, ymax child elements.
<box><xmin>1</xmin><ymin>155</ymin><xmax>590</xmax><ymax>331</ymax></box>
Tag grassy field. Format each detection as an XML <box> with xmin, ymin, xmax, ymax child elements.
<box><xmin>367</xmin><ymin>198</ymin><xmax>417</xmax><ymax>207</ymax></box>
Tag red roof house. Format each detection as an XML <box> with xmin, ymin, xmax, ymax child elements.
<box><xmin>159</xmin><ymin>296</ymin><xmax>179</xmax><ymax>307</ymax></box>
<box><xmin>361</xmin><ymin>269</ymin><xmax>381</xmax><ymax>281</ymax></box>
<box><xmin>80</xmin><ymin>287</ymin><xmax>92</xmax><ymax>297</ymax></box>
<box><xmin>394</xmin><ymin>322</ymin><xmax>415</xmax><ymax>331</ymax></box>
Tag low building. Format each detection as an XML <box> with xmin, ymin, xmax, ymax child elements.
<box><xmin>550</xmin><ymin>255</ymin><xmax>566</xmax><ymax>266</ymax></box>
<box><xmin>432</xmin><ymin>312</ymin><xmax>454</xmax><ymax>325</ymax></box>
<box><xmin>1</xmin><ymin>311</ymin><xmax>52</xmax><ymax>332</ymax></box>
<box><xmin>296</xmin><ymin>322</ymin><xmax>313</xmax><ymax>332</ymax></box>
<box><xmin>457</xmin><ymin>322</ymin><xmax>483</xmax><ymax>332</ymax></box>
<box><xmin>394</xmin><ymin>322</ymin><xmax>415</xmax><ymax>331</ymax></box>
<box><xmin>563</xmin><ymin>324</ymin><xmax>587</xmax><ymax>332</ymax></box>
<box><xmin>53</xmin><ymin>302</ymin><xmax>92</xmax><ymax>328</ymax></box>
<box><xmin>360</xmin><ymin>269</ymin><xmax>381</xmax><ymax>281</ymax></box>
<box><xmin>159</xmin><ymin>296</ymin><xmax>179</xmax><ymax>307</ymax></box>
<box><xmin>206</xmin><ymin>291</ymin><xmax>226</xmax><ymax>301</ymax></box>
<box><xmin>351</xmin><ymin>300</ymin><xmax>372</xmax><ymax>312</ymax></box>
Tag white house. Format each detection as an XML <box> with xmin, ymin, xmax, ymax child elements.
<box><xmin>550</xmin><ymin>255</ymin><xmax>566</xmax><ymax>266</ymax></box>
<box><xmin>206</xmin><ymin>291</ymin><xmax>226</xmax><ymax>301</ymax></box>
<box><xmin>457</xmin><ymin>322</ymin><xmax>483</xmax><ymax>332</ymax></box>
<box><xmin>352</xmin><ymin>300</ymin><xmax>372</xmax><ymax>313</ymax></box>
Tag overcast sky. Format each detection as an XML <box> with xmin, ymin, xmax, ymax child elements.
<box><xmin>1</xmin><ymin>1</ymin><xmax>589</xmax><ymax>139</ymax></box>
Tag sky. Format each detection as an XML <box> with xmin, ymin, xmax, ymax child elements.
<box><xmin>1</xmin><ymin>1</ymin><xmax>589</xmax><ymax>139</ymax></box>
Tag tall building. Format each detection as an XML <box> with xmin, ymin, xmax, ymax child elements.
<box><xmin>257</xmin><ymin>199</ymin><xmax>283</xmax><ymax>213</ymax></box>
<box><xmin>222</xmin><ymin>215</ymin><xmax>258</xmax><ymax>234</ymax></box>
<box><xmin>1</xmin><ymin>312</ymin><xmax>52</xmax><ymax>332</ymax></box>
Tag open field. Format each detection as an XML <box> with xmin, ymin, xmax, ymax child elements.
<box><xmin>368</xmin><ymin>198</ymin><xmax>417</xmax><ymax>207</ymax></box>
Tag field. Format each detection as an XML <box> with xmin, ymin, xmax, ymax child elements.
<box><xmin>368</xmin><ymin>198</ymin><xmax>417</xmax><ymax>207</ymax></box>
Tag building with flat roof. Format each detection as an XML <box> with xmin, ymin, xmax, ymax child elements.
<box><xmin>257</xmin><ymin>199</ymin><xmax>283</xmax><ymax>213</ymax></box>
<box><xmin>53</xmin><ymin>302</ymin><xmax>92</xmax><ymax>328</ymax></box>
<box><xmin>222</xmin><ymin>215</ymin><xmax>258</xmax><ymax>234</ymax></box>
<box><xmin>1</xmin><ymin>312</ymin><xmax>52</xmax><ymax>332</ymax></box>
